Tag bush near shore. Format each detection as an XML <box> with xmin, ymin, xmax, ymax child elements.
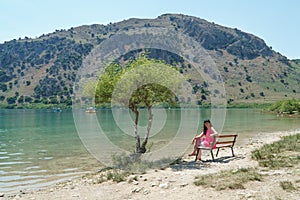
<box><xmin>267</xmin><ymin>99</ymin><xmax>300</xmax><ymax>115</ymax></box>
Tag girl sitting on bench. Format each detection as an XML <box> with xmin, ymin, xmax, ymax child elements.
<box><xmin>189</xmin><ymin>119</ymin><xmax>218</xmax><ymax>160</ymax></box>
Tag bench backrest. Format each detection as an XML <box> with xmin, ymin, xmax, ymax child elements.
<box><xmin>214</xmin><ymin>134</ymin><xmax>238</xmax><ymax>148</ymax></box>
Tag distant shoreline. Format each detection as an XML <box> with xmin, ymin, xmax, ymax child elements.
<box><xmin>0</xmin><ymin>102</ymin><xmax>272</xmax><ymax>109</ymax></box>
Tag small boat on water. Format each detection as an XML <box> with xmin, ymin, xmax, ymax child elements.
<box><xmin>86</xmin><ymin>107</ymin><xmax>96</xmax><ymax>113</ymax></box>
<box><xmin>53</xmin><ymin>107</ymin><xmax>62</xmax><ymax>113</ymax></box>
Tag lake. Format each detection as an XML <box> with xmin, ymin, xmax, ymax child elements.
<box><xmin>0</xmin><ymin>108</ymin><xmax>299</xmax><ymax>193</ymax></box>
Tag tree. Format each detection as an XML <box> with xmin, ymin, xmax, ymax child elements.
<box><xmin>0</xmin><ymin>83</ymin><xmax>7</xmax><ymax>92</ymax></box>
<box><xmin>95</xmin><ymin>56</ymin><xmax>184</xmax><ymax>154</ymax></box>
<box><xmin>18</xmin><ymin>96</ymin><xmax>24</xmax><ymax>103</ymax></box>
<box><xmin>82</xmin><ymin>80</ymin><xmax>100</xmax><ymax>103</ymax></box>
<box><xmin>49</xmin><ymin>96</ymin><xmax>59</xmax><ymax>104</ymax></box>
<box><xmin>24</xmin><ymin>96</ymin><xmax>33</xmax><ymax>103</ymax></box>
<box><xmin>7</xmin><ymin>96</ymin><xmax>17</xmax><ymax>104</ymax></box>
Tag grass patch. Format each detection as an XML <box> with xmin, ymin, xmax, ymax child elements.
<box><xmin>111</xmin><ymin>153</ymin><xmax>180</xmax><ymax>173</ymax></box>
<box><xmin>91</xmin><ymin>169</ymin><xmax>129</xmax><ymax>184</ymax></box>
<box><xmin>280</xmin><ymin>181</ymin><xmax>297</xmax><ymax>191</ymax></box>
<box><xmin>106</xmin><ymin>170</ymin><xmax>128</xmax><ymax>183</ymax></box>
<box><xmin>251</xmin><ymin>134</ymin><xmax>300</xmax><ymax>169</ymax></box>
<box><xmin>194</xmin><ymin>168</ymin><xmax>262</xmax><ymax>190</ymax></box>
<box><xmin>91</xmin><ymin>153</ymin><xmax>181</xmax><ymax>184</ymax></box>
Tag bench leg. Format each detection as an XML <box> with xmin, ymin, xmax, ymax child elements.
<box><xmin>210</xmin><ymin>149</ymin><xmax>215</xmax><ymax>161</ymax></box>
<box><xmin>231</xmin><ymin>147</ymin><xmax>235</xmax><ymax>157</ymax></box>
<box><xmin>216</xmin><ymin>148</ymin><xmax>220</xmax><ymax>157</ymax></box>
<box><xmin>195</xmin><ymin>149</ymin><xmax>199</xmax><ymax>161</ymax></box>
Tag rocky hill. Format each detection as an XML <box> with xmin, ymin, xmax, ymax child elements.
<box><xmin>0</xmin><ymin>14</ymin><xmax>299</xmax><ymax>108</ymax></box>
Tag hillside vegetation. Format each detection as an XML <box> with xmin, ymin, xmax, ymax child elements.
<box><xmin>0</xmin><ymin>14</ymin><xmax>299</xmax><ymax>108</ymax></box>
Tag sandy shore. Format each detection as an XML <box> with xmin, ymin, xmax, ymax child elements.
<box><xmin>2</xmin><ymin>130</ymin><xmax>299</xmax><ymax>200</ymax></box>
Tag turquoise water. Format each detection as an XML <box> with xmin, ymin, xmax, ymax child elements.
<box><xmin>0</xmin><ymin>108</ymin><xmax>299</xmax><ymax>192</ymax></box>
<box><xmin>0</xmin><ymin>109</ymin><xmax>99</xmax><ymax>193</ymax></box>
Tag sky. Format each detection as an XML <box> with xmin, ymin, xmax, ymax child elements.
<box><xmin>0</xmin><ymin>0</ymin><xmax>299</xmax><ymax>59</ymax></box>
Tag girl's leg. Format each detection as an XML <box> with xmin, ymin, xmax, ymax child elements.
<box><xmin>196</xmin><ymin>141</ymin><xmax>204</xmax><ymax>160</ymax></box>
<box><xmin>189</xmin><ymin>138</ymin><xmax>201</xmax><ymax>156</ymax></box>
<box><xmin>196</xmin><ymin>149</ymin><xmax>202</xmax><ymax>160</ymax></box>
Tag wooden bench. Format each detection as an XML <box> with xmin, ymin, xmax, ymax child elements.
<box><xmin>195</xmin><ymin>134</ymin><xmax>238</xmax><ymax>161</ymax></box>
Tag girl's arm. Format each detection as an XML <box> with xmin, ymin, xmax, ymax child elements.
<box><xmin>195</xmin><ymin>132</ymin><xmax>204</xmax><ymax>139</ymax></box>
<box><xmin>192</xmin><ymin>132</ymin><xmax>203</xmax><ymax>143</ymax></box>
<box><xmin>210</xmin><ymin>127</ymin><xmax>218</xmax><ymax>137</ymax></box>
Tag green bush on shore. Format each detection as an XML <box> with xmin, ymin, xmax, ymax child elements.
<box><xmin>267</xmin><ymin>99</ymin><xmax>300</xmax><ymax>114</ymax></box>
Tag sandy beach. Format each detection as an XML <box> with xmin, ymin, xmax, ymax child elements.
<box><xmin>2</xmin><ymin>130</ymin><xmax>299</xmax><ymax>200</ymax></box>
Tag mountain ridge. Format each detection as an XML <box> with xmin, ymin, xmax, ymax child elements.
<box><xmin>0</xmin><ymin>13</ymin><xmax>299</xmax><ymax>108</ymax></box>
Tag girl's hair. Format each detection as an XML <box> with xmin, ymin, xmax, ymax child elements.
<box><xmin>203</xmin><ymin>119</ymin><xmax>211</xmax><ymax>135</ymax></box>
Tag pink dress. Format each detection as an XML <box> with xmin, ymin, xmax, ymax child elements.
<box><xmin>201</xmin><ymin>129</ymin><xmax>216</xmax><ymax>148</ymax></box>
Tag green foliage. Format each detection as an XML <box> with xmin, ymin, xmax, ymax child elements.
<box><xmin>0</xmin><ymin>70</ymin><xmax>11</xmax><ymax>82</ymax></box>
<box><xmin>259</xmin><ymin>92</ymin><xmax>265</xmax><ymax>97</ymax></box>
<box><xmin>24</xmin><ymin>96</ymin><xmax>33</xmax><ymax>103</ymax></box>
<box><xmin>82</xmin><ymin>80</ymin><xmax>98</xmax><ymax>100</ymax></box>
<box><xmin>112</xmin><ymin>153</ymin><xmax>150</xmax><ymax>174</ymax></box>
<box><xmin>251</xmin><ymin>134</ymin><xmax>300</xmax><ymax>169</ymax></box>
<box><xmin>280</xmin><ymin>181</ymin><xmax>297</xmax><ymax>191</ymax></box>
<box><xmin>246</xmin><ymin>75</ymin><xmax>252</xmax><ymax>82</ymax></box>
<box><xmin>0</xmin><ymin>82</ymin><xmax>7</xmax><ymax>92</ymax></box>
<box><xmin>6</xmin><ymin>96</ymin><xmax>17</xmax><ymax>104</ymax></box>
<box><xmin>223</xmin><ymin>66</ymin><xmax>228</xmax><ymax>72</ymax></box>
<box><xmin>95</xmin><ymin>63</ymin><xmax>122</xmax><ymax>104</ymax></box>
<box><xmin>194</xmin><ymin>168</ymin><xmax>262</xmax><ymax>190</ymax></box>
<box><xmin>91</xmin><ymin>154</ymin><xmax>182</xmax><ymax>185</ymax></box>
<box><xmin>49</xmin><ymin>96</ymin><xmax>59</xmax><ymax>104</ymax></box>
<box><xmin>95</xmin><ymin>55</ymin><xmax>183</xmax><ymax>109</ymax></box>
<box><xmin>267</xmin><ymin>99</ymin><xmax>300</xmax><ymax>114</ymax></box>
<box><xmin>106</xmin><ymin>170</ymin><xmax>127</xmax><ymax>183</ymax></box>
<box><xmin>226</xmin><ymin>102</ymin><xmax>271</xmax><ymax>109</ymax></box>
<box><xmin>112</xmin><ymin>153</ymin><xmax>179</xmax><ymax>174</ymax></box>
<box><xmin>17</xmin><ymin>96</ymin><xmax>24</xmax><ymax>103</ymax></box>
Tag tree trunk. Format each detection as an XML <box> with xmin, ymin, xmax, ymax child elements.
<box><xmin>140</xmin><ymin>106</ymin><xmax>153</xmax><ymax>153</ymax></box>
<box><xmin>133</xmin><ymin>107</ymin><xmax>141</xmax><ymax>153</ymax></box>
